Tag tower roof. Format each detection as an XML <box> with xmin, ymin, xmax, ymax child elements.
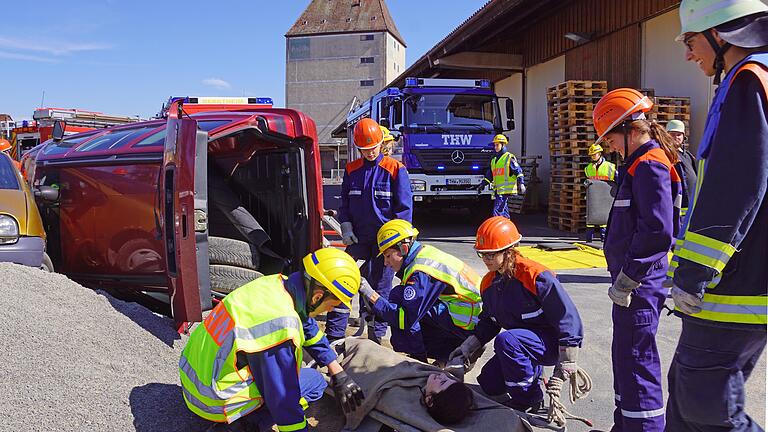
<box><xmin>286</xmin><ymin>0</ymin><xmax>406</xmax><ymax>47</ymax></box>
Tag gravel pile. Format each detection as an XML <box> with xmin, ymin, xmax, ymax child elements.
<box><xmin>0</xmin><ymin>263</ymin><xmax>209</xmax><ymax>432</ymax></box>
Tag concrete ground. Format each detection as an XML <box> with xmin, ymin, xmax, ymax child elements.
<box><xmin>326</xmin><ymin>207</ymin><xmax>766</xmax><ymax>431</ymax></box>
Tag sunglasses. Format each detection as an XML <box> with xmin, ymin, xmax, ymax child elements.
<box><xmin>476</xmin><ymin>249</ymin><xmax>506</xmax><ymax>259</ymax></box>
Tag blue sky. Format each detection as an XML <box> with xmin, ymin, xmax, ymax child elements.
<box><xmin>0</xmin><ymin>1</ymin><xmax>486</xmax><ymax>121</ymax></box>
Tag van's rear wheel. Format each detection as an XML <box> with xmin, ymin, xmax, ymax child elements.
<box><xmin>210</xmin><ymin>265</ymin><xmax>263</xmax><ymax>294</ymax></box>
<box><xmin>40</xmin><ymin>253</ymin><xmax>54</xmax><ymax>273</ymax></box>
<box><xmin>209</xmin><ymin>236</ymin><xmax>260</xmax><ymax>270</ymax></box>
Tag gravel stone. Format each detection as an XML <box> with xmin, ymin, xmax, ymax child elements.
<box><xmin>0</xmin><ymin>263</ymin><xmax>210</xmax><ymax>432</ymax></box>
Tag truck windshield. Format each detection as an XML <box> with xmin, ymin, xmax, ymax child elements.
<box><xmin>404</xmin><ymin>94</ymin><xmax>498</xmax><ymax>133</ymax></box>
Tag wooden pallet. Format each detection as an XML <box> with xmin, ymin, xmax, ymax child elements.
<box><xmin>655</xmin><ymin>96</ymin><xmax>690</xmax><ymax>106</ymax></box>
<box><xmin>550</xmin><ymin>146</ymin><xmax>590</xmax><ymax>157</ymax></box>
<box><xmin>547</xmin><ymin>215</ymin><xmax>585</xmax><ymax>233</ymax></box>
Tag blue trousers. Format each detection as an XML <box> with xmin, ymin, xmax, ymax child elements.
<box><xmin>585</xmin><ymin>225</ymin><xmax>606</xmax><ymax>242</ymax></box>
<box><xmin>493</xmin><ymin>194</ymin><xmax>511</xmax><ymax>218</ymax></box>
<box><xmin>477</xmin><ymin>329</ymin><xmax>558</xmax><ymax>407</ymax></box>
<box><xmin>665</xmin><ymin>320</ymin><xmax>766</xmax><ymax>432</ymax></box>
<box><xmin>242</xmin><ymin>368</ymin><xmax>326</xmax><ymax>429</ymax></box>
<box><xmin>611</xmin><ymin>273</ymin><xmax>667</xmax><ymax>432</ymax></box>
<box><xmin>325</xmin><ymin>241</ymin><xmax>394</xmax><ymax>339</ymax></box>
<box><xmin>390</xmin><ymin>301</ymin><xmax>470</xmax><ymax>363</ymax></box>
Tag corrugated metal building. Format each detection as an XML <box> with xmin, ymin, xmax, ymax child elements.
<box><xmin>390</xmin><ymin>0</ymin><xmax>714</xmax><ymax>201</ymax></box>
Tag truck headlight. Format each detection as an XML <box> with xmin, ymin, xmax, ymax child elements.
<box><xmin>410</xmin><ymin>180</ymin><xmax>426</xmax><ymax>192</ymax></box>
<box><xmin>0</xmin><ymin>215</ymin><xmax>19</xmax><ymax>245</ymax></box>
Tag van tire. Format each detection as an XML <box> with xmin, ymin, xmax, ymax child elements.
<box><xmin>41</xmin><ymin>253</ymin><xmax>54</xmax><ymax>273</ymax></box>
<box><xmin>209</xmin><ymin>236</ymin><xmax>260</xmax><ymax>270</ymax></box>
<box><xmin>210</xmin><ymin>265</ymin><xmax>263</xmax><ymax>294</ymax></box>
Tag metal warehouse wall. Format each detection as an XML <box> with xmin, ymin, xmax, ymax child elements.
<box><xmin>565</xmin><ymin>25</ymin><xmax>642</xmax><ymax>89</ymax></box>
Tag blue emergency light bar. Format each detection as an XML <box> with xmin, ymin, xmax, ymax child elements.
<box><xmin>437</xmin><ymin>165</ymin><xmax>445</xmax><ymax>170</ymax></box>
<box><xmin>404</xmin><ymin>77</ymin><xmax>492</xmax><ymax>89</ymax></box>
<box><xmin>405</xmin><ymin>77</ymin><xmax>419</xmax><ymax>87</ymax></box>
<box><xmin>472</xmin><ymin>165</ymin><xmax>480</xmax><ymax>170</ymax></box>
<box><xmin>386</xmin><ymin>87</ymin><xmax>401</xmax><ymax>96</ymax></box>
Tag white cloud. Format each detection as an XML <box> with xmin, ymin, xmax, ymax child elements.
<box><xmin>0</xmin><ymin>36</ymin><xmax>111</xmax><ymax>56</ymax></box>
<box><xmin>0</xmin><ymin>50</ymin><xmax>56</xmax><ymax>63</ymax></box>
<box><xmin>202</xmin><ymin>78</ymin><xmax>232</xmax><ymax>89</ymax></box>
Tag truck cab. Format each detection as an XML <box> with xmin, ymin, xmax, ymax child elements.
<box><xmin>338</xmin><ymin>78</ymin><xmax>514</xmax><ymax>208</ymax></box>
<box><xmin>29</xmin><ymin>98</ymin><xmax>324</xmax><ymax>332</ymax></box>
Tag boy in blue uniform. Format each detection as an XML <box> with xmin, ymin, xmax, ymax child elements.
<box><xmin>328</xmin><ymin>118</ymin><xmax>413</xmax><ymax>342</ymax></box>
<box><xmin>478</xmin><ymin>134</ymin><xmax>525</xmax><ymax>218</ymax></box>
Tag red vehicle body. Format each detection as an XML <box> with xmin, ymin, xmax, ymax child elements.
<box><xmin>30</xmin><ymin>101</ymin><xmax>324</xmax><ymax>331</ymax></box>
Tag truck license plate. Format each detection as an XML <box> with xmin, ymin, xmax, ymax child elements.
<box><xmin>446</xmin><ymin>178</ymin><xmax>471</xmax><ymax>185</ymax></box>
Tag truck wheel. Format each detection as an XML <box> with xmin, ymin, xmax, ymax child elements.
<box><xmin>40</xmin><ymin>253</ymin><xmax>54</xmax><ymax>273</ymax></box>
<box><xmin>209</xmin><ymin>265</ymin><xmax>263</xmax><ymax>294</ymax></box>
<box><xmin>208</xmin><ymin>236</ymin><xmax>260</xmax><ymax>270</ymax></box>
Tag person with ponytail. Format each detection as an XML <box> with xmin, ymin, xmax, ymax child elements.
<box><xmin>591</xmin><ymin>88</ymin><xmax>683</xmax><ymax>432</ymax></box>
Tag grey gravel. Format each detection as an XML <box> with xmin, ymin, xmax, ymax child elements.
<box><xmin>0</xmin><ymin>263</ymin><xmax>210</xmax><ymax>432</ymax></box>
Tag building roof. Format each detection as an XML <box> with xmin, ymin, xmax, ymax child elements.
<box><xmin>286</xmin><ymin>0</ymin><xmax>406</xmax><ymax>46</ymax></box>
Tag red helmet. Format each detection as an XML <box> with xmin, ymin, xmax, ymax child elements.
<box><xmin>475</xmin><ymin>216</ymin><xmax>522</xmax><ymax>252</ymax></box>
<box><xmin>353</xmin><ymin>118</ymin><xmax>384</xmax><ymax>150</ymax></box>
<box><xmin>0</xmin><ymin>138</ymin><xmax>11</xmax><ymax>153</ymax></box>
<box><xmin>593</xmin><ymin>88</ymin><xmax>653</xmax><ymax>145</ymax></box>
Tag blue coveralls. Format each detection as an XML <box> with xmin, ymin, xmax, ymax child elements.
<box><xmin>328</xmin><ymin>153</ymin><xmax>413</xmax><ymax>339</ymax></box>
<box><xmin>472</xmin><ymin>256</ymin><xmax>583</xmax><ymax>408</ymax></box>
<box><xmin>241</xmin><ymin>272</ymin><xmax>337</xmax><ymax>431</ymax></box>
<box><xmin>370</xmin><ymin>241</ymin><xmax>472</xmax><ymax>362</ymax></box>
<box><xmin>603</xmin><ymin>140</ymin><xmax>681</xmax><ymax>431</ymax></box>
<box><xmin>666</xmin><ymin>54</ymin><xmax>768</xmax><ymax>432</ymax></box>
<box><xmin>484</xmin><ymin>149</ymin><xmax>525</xmax><ymax>219</ymax></box>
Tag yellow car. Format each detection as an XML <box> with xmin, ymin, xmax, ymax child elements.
<box><xmin>0</xmin><ymin>152</ymin><xmax>52</xmax><ymax>271</ymax></box>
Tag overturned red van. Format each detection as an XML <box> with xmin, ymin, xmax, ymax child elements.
<box><xmin>30</xmin><ymin>98</ymin><xmax>324</xmax><ymax>331</ymax></box>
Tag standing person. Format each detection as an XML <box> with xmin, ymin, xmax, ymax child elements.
<box><xmin>592</xmin><ymin>88</ymin><xmax>683</xmax><ymax>431</ymax></box>
<box><xmin>328</xmin><ymin>118</ymin><xmax>413</xmax><ymax>343</ymax></box>
<box><xmin>665</xmin><ymin>119</ymin><xmax>698</xmax><ymax>221</ymax></box>
<box><xmin>447</xmin><ymin>217</ymin><xmax>584</xmax><ymax>413</ymax></box>
<box><xmin>666</xmin><ymin>2</ymin><xmax>768</xmax><ymax>431</ymax></box>
<box><xmin>356</xmin><ymin>219</ymin><xmax>482</xmax><ymax>364</ymax></box>
<box><xmin>380</xmin><ymin>126</ymin><xmax>395</xmax><ymax>157</ymax></box>
<box><xmin>179</xmin><ymin>248</ymin><xmax>365</xmax><ymax>432</ymax></box>
<box><xmin>584</xmin><ymin>143</ymin><xmax>617</xmax><ymax>242</ymax></box>
<box><xmin>477</xmin><ymin>134</ymin><xmax>526</xmax><ymax>218</ymax></box>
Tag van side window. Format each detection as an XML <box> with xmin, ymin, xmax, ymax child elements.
<box><xmin>75</xmin><ymin>125</ymin><xmax>160</xmax><ymax>153</ymax></box>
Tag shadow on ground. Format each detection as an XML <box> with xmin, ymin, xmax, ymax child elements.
<box><xmin>131</xmin><ymin>383</ymin><xmax>210</xmax><ymax>432</ymax></box>
<box><xmin>99</xmin><ymin>291</ymin><xmax>181</xmax><ymax>348</ymax></box>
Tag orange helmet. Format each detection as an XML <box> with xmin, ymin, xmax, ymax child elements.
<box><xmin>353</xmin><ymin>118</ymin><xmax>384</xmax><ymax>150</ymax></box>
<box><xmin>593</xmin><ymin>88</ymin><xmax>653</xmax><ymax>145</ymax></box>
<box><xmin>475</xmin><ymin>216</ymin><xmax>522</xmax><ymax>252</ymax></box>
<box><xmin>0</xmin><ymin>138</ymin><xmax>11</xmax><ymax>152</ymax></box>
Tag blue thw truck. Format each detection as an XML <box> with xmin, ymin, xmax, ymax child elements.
<box><xmin>335</xmin><ymin>77</ymin><xmax>514</xmax><ymax>210</ymax></box>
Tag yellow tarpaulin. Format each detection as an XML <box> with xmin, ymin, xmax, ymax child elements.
<box><xmin>517</xmin><ymin>244</ymin><xmax>607</xmax><ymax>270</ymax></box>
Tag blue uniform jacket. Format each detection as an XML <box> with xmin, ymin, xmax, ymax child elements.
<box><xmin>483</xmin><ymin>149</ymin><xmax>524</xmax><ymax>186</ymax></box>
<box><xmin>673</xmin><ymin>55</ymin><xmax>768</xmax><ymax>328</ymax></box>
<box><xmin>473</xmin><ymin>257</ymin><xmax>583</xmax><ymax>348</ymax></box>
<box><xmin>372</xmin><ymin>241</ymin><xmax>466</xmax><ymax>354</ymax></box>
<box><xmin>604</xmin><ymin>140</ymin><xmax>680</xmax><ymax>282</ymax></box>
<box><xmin>244</xmin><ymin>272</ymin><xmax>336</xmax><ymax>431</ymax></box>
<box><xmin>338</xmin><ymin>153</ymin><xmax>412</xmax><ymax>241</ymax></box>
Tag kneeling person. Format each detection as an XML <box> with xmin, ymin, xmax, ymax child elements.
<box><xmin>358</xmin><ymin>219</ymin><xmax>483</xmax><ymax>364</ymax></box>
<box><xmin>180</xmin><ymin>248</ymin><xmax>365</xmax><ymax>431</ymax></box>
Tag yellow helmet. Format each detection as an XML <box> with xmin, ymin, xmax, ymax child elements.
<box><xmin>303</xmin><ymin>248</ymin><xmax>360</xmax><ymax>308</ymax></box>
<box><xmin>588</xmin><ymin>143</ymin><xmax>603</xmax><ymax>156</ymax></box>
<box><xmin>377</xmin><ymin>219</ymin><xmax>419</xmax><ymax>256</ymax></box>
<box><xmin>492</xmin><ymin>134</ymin><xmax>508</xmax><ymax>145</ymax></box>
<box><xmin>380</xmin><ymin>126</ymin><xmax>395</xmax><ymax>143</ymax></box>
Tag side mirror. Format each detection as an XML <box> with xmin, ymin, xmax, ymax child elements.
<box><xmin>52</xmin><ymin>120</ymin><xmax>66</xmax><ymax>141</ymax></box>
<box><xmin>34</xmin><ymin>185</ymin><xmax>60</xmax><ymax>203</ymax></box>
<box><xmin>379</xmin><ymin>117</ymin><xmax>390</xmax><ymax>128</ymax></box>
<box><xmin>505</xmin><ymin>99</ymin><xmax>515</xmax><ymax>131</ymax></box>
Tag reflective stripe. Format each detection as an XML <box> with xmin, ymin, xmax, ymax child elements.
<box><xmin>615</xmin><ymin>394</ymin><xmax>621</xmax><ymax>402</ymax></box>
<box><xmin>505</xmin><ymin>374</ymin><xmax>536</xmax><ymax>388</ymax></box>
<box><xmin>677</xmin><ymin>231</ymin><xmax>736</xmax><ymax>273</ymax></box>
<box><xmin>278</xmin><ymin>418</ymin><xmax>308</xmax><ymax>432</ymax></box>
<box><xmin>348</xmin><ymin>190</ymin><xmax>362</xmax><ymax>196</ymax></box>
<box><xmin>299</xmin><ymin>397</ymin><xmax>308</xmax><ymax>411</ymax></box>
<box><xmin>234</xmin><ymin>316</ymin><xmax>302</xmax><ymax>341</ymax></box>
<box><xmin>614</xmin><ymin>199</ymin><xmax>631</xmax><ymax>208</ymax></box>
<box><xmin>621</xmin><ymin>407</ymin><xmax>665</xmax><ymax>419</ymax></box>
<box><xmin>398</xmin><ymin>308</ymin><xmax>406</xmax><ymax>330</ymax></box>
<box><xmin>688</xmin><ymin>294</ymin><xmax>768</xmax><ymax>325</ymax></box>
<box><xmin>411</xmin><ymin>257</ymin><xmax>477</xmax><ymax>296</ymax></box>
<box><xmin>331</xmin><ymin>307</ymin><xmax>350</xmax><ymax>314</ymax></box>
<box><xmin>673</xmin><ymin>193</ymin><xmax>682</xmax><ymax>209</ymax></box>
<box><xmin>303</xmin><ymin>329</ymin><xmax>325</xmax><ymax>347</ymax></box>
<box><xmin>180</xmin><ymin>348</ymin><xmax>252</xmax><ymax>400</ymax></box>
<box><xmin>374</xmin><ymin>191</ymin><xmax>392</xmax><ymax>198</ymax></box>
<box><xmin>521</xmin><ymin>308</ymin><xmax>543</xmax><ymax>320</ymax></box>
<box><xmin>182</xmin><ymin>386</ymin><xmax>257</xmax><ymax>418</ymax></box>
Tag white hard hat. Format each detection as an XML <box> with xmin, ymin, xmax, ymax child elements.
<box><xmin>677</xmin><ymin>0</ymin><xmax>768</xmax><ymax>46</ymax></box>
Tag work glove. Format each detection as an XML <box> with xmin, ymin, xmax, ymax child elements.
<box><xmin>552</xmin><ymin>346</ymin><xmax>579</xmax><ymax>381</ymax></box>
<box><xmin>330</xmin><ymin>371</ymin><xmax>364</xmax><ymax>415</ymax></box>
<box><xmin>671</xmin><ymin>286</ymin><xmax>704</xmax><ymax>315</ymax></box>
<box><xmin>444</xmin><ymin>356</ymin><xmax>466</xmax><ymax>382</ymax></box>
<box><xmin>517</xmin><ymin>181</ymin><xmax>526</xmax><ymax>195</ymax></box>
<box><xmin>340</xmin><ymin>222</ymin><xmax>358</xmax><ymax>246</ymax></box>
<box><xmin>447</xmin><ymin>335</ymin><xmax>482</xmax><ymax>368</ymax></box>
<box><xmin>608</xmin><ymin>270</ymin><xmax>640</xmax><ymax>307</ymax></box>
<box><xmin>358</xmin><ymin>278</ymin><xmax>376</xmax><ymax>302</ymax></box>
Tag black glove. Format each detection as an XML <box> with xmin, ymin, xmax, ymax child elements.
<box><xmin>331</xmin><ymin>371</ymin><xmax>364</xmax><ymax>414</ymax></box>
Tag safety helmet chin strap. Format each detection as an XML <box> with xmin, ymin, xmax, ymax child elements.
<box><xmin>703</xmin><ymin>30</ymin><xmax>732</xmax><ymax>85</ymax></box>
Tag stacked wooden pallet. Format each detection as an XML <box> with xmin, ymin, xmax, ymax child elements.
<box><xmin>546</xmin><ymin>80</ymin><xmax>607</xmax><ymax>232</ymax></box>
<box><xmin>651</xmin><ymin>96</ymin><xmax>691</xmax><ymax>132</ymax></box>
<box><xmin>508</xmin><ymin>155</ymin><xmax>542</xmax><ymax>214</ymax></box>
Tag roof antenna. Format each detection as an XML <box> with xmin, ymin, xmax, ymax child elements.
<box><xmin>40</xmin><ymin>90</ymin><xmax>46</xmax><ymax>108</ymax></box>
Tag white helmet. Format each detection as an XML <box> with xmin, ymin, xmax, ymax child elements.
<box><xmin>677</xmin><ymin>0</ymin><xmax>768</xmax><ymax>47</ymax></box>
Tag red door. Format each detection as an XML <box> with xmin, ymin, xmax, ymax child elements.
<box><xmin>161</xmin><ymin>101</ymin><xmax>212</xmax><ymax>333</ymax></box>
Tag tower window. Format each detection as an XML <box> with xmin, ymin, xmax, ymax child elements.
<box><xmin>360</xmin><ymin>80</ymin><xmax>374</xmax><ymax>87</ymax></box>
<box><xmin>360</xmin><ymin>34</ymin><xmax>374</xmax><ymax>41</ymax></box>
<box><xmin>360</xmin><ymin>57</ymin><xmax>374</xmax><ymax>64</ymax></box>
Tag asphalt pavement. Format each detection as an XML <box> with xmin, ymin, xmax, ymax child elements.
<box><xmin>414</xmin><ymin>208</ymin><xmax>766</xmax><ymax>432</ymax></box>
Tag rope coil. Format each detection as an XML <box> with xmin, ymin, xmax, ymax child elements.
<box><xmin>545</xmin><ymin>367</ymin><xmax>593</xmax><ymax>427</ymax></box>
